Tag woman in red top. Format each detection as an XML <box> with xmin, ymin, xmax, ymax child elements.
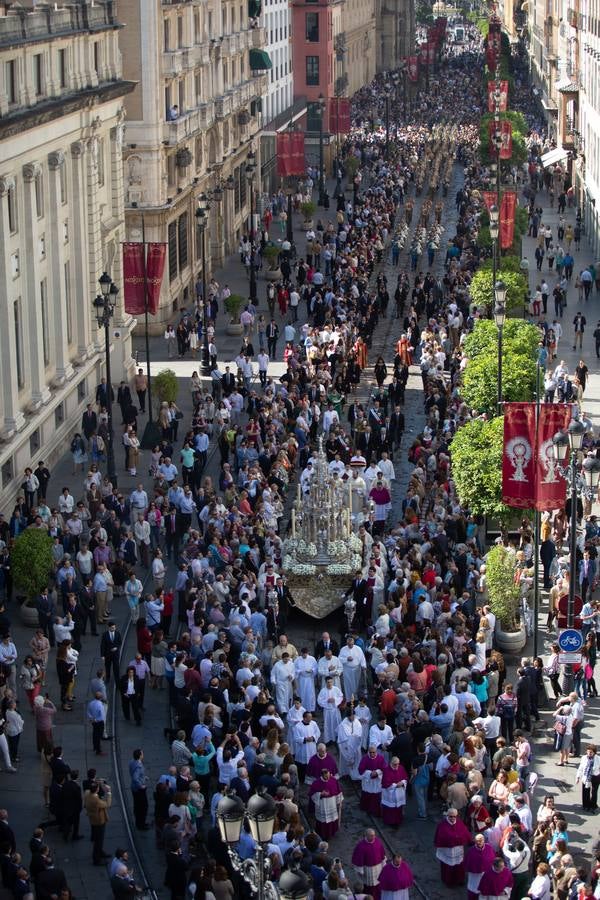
<box><xmin>137</xmin><ymin>618</ymin><xmax>153</xmax><ymax>665</ymax></box>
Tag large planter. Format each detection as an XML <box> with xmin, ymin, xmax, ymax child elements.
<box><xmin>20</xmin><ymin>597</ymin><xmax>40</xmax><ymax>628</ymax></box>
<box><xmin>226</xmin><ymin>322</ymin><xmax>243</xmax><ymax>336</ymax></box>
<box><xmin>303</xmin><ymin>219</ymin><xmax>314</xmax><ymax>230</ymax></box>
<box><xmin>265</xmin><ymin>267</ymin><xmax>281</xmax><ymax>282</ymax></box>
<box><xmin>494</xmin><ymin>620</ymin><xmax>526</xmax><ymax>654</ymax></box>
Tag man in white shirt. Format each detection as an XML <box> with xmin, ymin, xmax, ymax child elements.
<box><xmin>216</xmin><ymin>736</ymin><xmax>245</xmax><ymax>785</ymax></box>
<box><xmin>376</xmin><ymin>452</ymin><xmax>396</xmax><ymax>483</ymax></box>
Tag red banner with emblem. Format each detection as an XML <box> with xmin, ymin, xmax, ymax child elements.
<box><xmin>145</xmin><ymin>243</ymin><xmax>166</xmax><ymax>315</ymax></box>
<box><xmin>276</xmin><ymin>132</ymin><xmax>305</xmax><ymax>176</ymax></box>
<box><xmin>500</xmin><ymin>189</ymin><xmax>517</xmax><ymax>250</ymax></box>
<box><xmin>534</xmin><ymin>403</ymin><xmax>571</xmax><ymax>511</ymax></box>
<box><xmin>488</xmin><ymin>80</ymin><xmax>509</xmax><ymax>112</ymax></box>
<box><xmin>123</xmin><ymin>242</ymin><xmax>146</xmax><ymax>315</ymax></box>
<box><xmin>499</xmin><ymin>119</ymin><xmax>512</xmax><ymax>158</ymax></box>
<box><xmin>502</xmin><ymin>403</ymin><xmax>537</xmax><ymax>508</ymax></box>
<box><xmin>427</xmin><ymin>42</ymin><xmax>436</xmax><ymax>64</ymax></box>
<box><xmin>408</xmin><ymin>55</ymin><xmax>420</xmax><ymax>82</ymax></box>
<box><xmin>329</xmin><ymin>98</ymin><xmax>351</xmax><ymax>135</ymax></box>
<box><xmin>482</xmin><ymin>190</ymin><xmax>498</xmax><ymax>213</ymax></box>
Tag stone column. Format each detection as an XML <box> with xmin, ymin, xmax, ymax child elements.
<box><xmin>0</xmin><ymin>175</ymin><xmax>26</xmax><ymax>437</ymax></box>
<box><xmin>70</xmin><ymin>140</ymin><xmax>95</xmax><ymax>361</ymax></box>
<box><xmin>47</xmin><ymin>150</ymin><xmax>74</xmax><ymax>385</ymax></box>
<box><xmin>21</xmin><ymin>162</ymin><xmax>51</xmax><ymax>409</ymax></box>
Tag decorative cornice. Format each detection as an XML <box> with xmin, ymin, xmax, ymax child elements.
<box><xmin>0</xmin><ymin>80</ymin><xmax>137</xmax><ymax>142</ymax></box>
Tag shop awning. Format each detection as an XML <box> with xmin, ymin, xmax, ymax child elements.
<box><xmin>249</xmin><ymin>49</ymin><xmax>272</xmax><ymax>70</ymax></box>
<box><xmin>558</xmin><ymin>81</ymin><xmax>579</xmax><ymax>93</ymax></box>
<box><xmin>248</xmin><ymin>0</ymin><xmax>262</xmax><ymax>18</ymax></box>
<box><xmin>541</xmin><ymin>146</ymin><xmax>568</xmax><ymax>167</ymax></box>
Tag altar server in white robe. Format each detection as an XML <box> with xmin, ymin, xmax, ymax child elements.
<box><xmin>286</xmin><ymin>696</ymin><xmax>305</xmax><ymax>747</ymax></box>
<box><xmin>317</xmin><ymin>649</ymin><xmax>343</xmax><ymax>689</ymax></box>
<box><xmin>337</xmin><ymin>709</ymin><xmax>363</xmax><ymax>780</ymax></box>
<box><xmin>369</xmin><ymin>716</ymin><xmax>394</xmax><ymax>761</ymax></box>
<box><xmin>270</xmin><ymin>652</ymin><xmax>295</xmax><ymax>714</ymax></box>
<box><xmin>293</xmin><ymin>648</ymin><xmax>318</xmax><ymax>712</ymax></box>
<box><xmin>317</xmin><ymin>676</ymin><xmax>344</xmax><ymax>743</ymax></box>
<box><xmin>355</xmin><ymin>696</ymin><xmax>373</xmax><ymax>749</ymax></box>
<box><xmin>293</xmin><ymin>711</ymin><xmax>320</xmax><ymax>782</ymax></box>
<box><xmin>339</xmin><ymin>637</ymin><xmax>367</xmax><ymax>701</ymax></box>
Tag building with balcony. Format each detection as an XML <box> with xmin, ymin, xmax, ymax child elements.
<box><xmin>0</xmin><ymin>0</ymin><xmax>135</xmax><ymax>503</ymax></box>
<box><xmin>119</xmin><ymin>0</ymin><xmax>269</xmax><ymax>327</ymax></box>
<box><xmin>574</xmin><ymin>0</ymin><xmax>599</xmax><ymax>252</ymax></box>
<box><xmin>291</xmin><ymin>0</ymin><xmax>375</xmax><ymax>159</ymax></box>
<box><xmin>526</xmin><ymin>0</ymin><xmax>560</xmax><ymax>133</ymax></box>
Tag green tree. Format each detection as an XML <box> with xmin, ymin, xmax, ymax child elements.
<box><xmin>485</xmin><ymin>544</ymin><xmax>521</xmax><ymax>629</ymax></box>
<box><xmin>12</xmin><ymin>529</ymin><xmax>53</xmax><ymax>599</ymax></box>
<box><xmin>469</xmin><ymin>268</ymin><xmax>528</xmax><ymax>313</ymax></box>
<box><xmin>450</xmin><ymin>416</ymin><xmax>512</xmax><ymax>519</ymax></box>
<box><xmin>152</xmin><ymin>369</ymin><xmax>179</xmax><ymax>408</ymax></box>
<box><xmin>463</xmin><ymin>318</ymin><xmax>540</xmax><ymax>359</ymax></box>
<box><xmin>460</xmin><ymin>349</ymin><xmax>537</xmax><ymax>414</ymax></box>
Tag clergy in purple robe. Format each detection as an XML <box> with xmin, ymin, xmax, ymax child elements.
<box><xmin>305</xmin><ymin>743</ymin><xmax>339</xmax><ymax>786</ymax></box>
<box><xmin>308</xmin><ymin>768</ymin><xmax>343</xmax><ymax>839</ymax></box>
<box><xmin>358</xmin><ymin>746</ymin><xmax>385</xmax><ymax>816</ymax></box>
<box><xmin>433</xmin><ymin>808</ymin><xmax>472</xmax><ymax>886</ymax></box>
<box><xmin>352</xmin><ymin>829</ymin><xmax>386</xmax><ymax>900</ymax></box>
<box><xmin>478</xmin><ymin>857</ymin><xmax>514</xmax><ymax>900</ymax></box>
<box><xmin>381</xmin><ymin>758</ymin><xmax>408</xmax><ymax>826</ymax></box>
<box><xmin>465</xmin><ymin>834</ymin><xmax>497</xmax><ymax>900</ymax></box>
<box><xmin>378</xmin><ymin>854</ymin><xmax>414</xmax><ymax>900</ymax></box>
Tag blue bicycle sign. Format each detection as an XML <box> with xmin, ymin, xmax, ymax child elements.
<box><xmin>558</xmin><ymin>629</ymin><xmax>584</xmax><ymax>653</ymax></box>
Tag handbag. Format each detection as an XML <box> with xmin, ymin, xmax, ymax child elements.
<box><xmin>175</xmin><ymin>410</ymin><xmax>184</xmax><ymax>420</ymax></box>
<box><xmin>554</xmin><ymin>719</ymin><xmax>566</xmax><ymax>735</ymax></box>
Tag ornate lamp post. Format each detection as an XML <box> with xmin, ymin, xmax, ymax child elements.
<box><xmin>489</xmin><ymin>203</ymin><xmax>499</xmax><ymax>288</ymax></box>
<box><xmin>552</xmin><ymin>420</ymin><xmax>600</xmax><ymax>692</ymax></box>
<box><xmin>93</xmin><ymin>272</ymin><xmax>118</xmax><ymax>487</ymax></box>
<box><xmin>317</xmin><ymin>93</ymin><xmax>328</xmax><ymax>208</ymax></box>
<box><xmin>245</xmin><ymin>151</ymin><xmax>258</xmax><ymax>303</ymax></box>
<box><xmin>217</xmin><ymin>792</ymin><xmax>310</xmax><ymax>900</ymax></box>
<box><xmin>493</xmin><ymin>279</ymin><xmax>507</xmax><ymax>411</ymax></box>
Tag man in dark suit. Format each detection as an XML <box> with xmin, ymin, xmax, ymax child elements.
<box><xmin>62</xmin><ymin>770</ymin><xmax>83</xmax><ymax>841</ymax></box>
<box><xmin>35</xmin><ymin>862</ymin><xmax>68</xmax><ymax>900</ymax></box>
<box><xmin>274</xmin><ymin>577</ymin><xmax>294</xmax><ymax>632</ymax></box>
<box><xmin>356</xmin><ymin>425</ymin><xmax>374</xmax><ymax>465</ymax></box>
<box><xmin>0</xmin><ymin>810</ymin><xmax>15</xmax><ymax>852</ymax></box>
<box><xmin>389</xmin><ymin>404</ymin><xmax>405</xmax><ymax>452</ymax></box>
<box><xmin>267</xmin><ymin>320</ymin><xmax>279</xmax><ymax>358</ymax></box>
<box><xmin>100</xmin><ymin>622</ymin><xmax>122</xmax><ymax>684</ymax></box>
<box><xmin>314</xmin><ymin>631</ymin><xmax>340</xmax><ymax>659</ymax></box>
<box><xmin>515</xmin><ymin>668</ymin><xmax>532</xmax><ymax>731</ymax></box>
<box><xmin>230</xmin><ymin>767</ymin><xmax>252</xmax><ymax>802</ymax></box>
<box><xmin>81</xmin><ymin>404</ymin><xmax>97</xmax><ymax>442</ymax></box>
<box><xmin>164</xmin><ymin>505</ymin><xmax>179</xmax><ymax>560</ymax></box>
<box><xmin>344</xmin><ymin>572</ymin><xmax>369</xmax><ymax>628</ymax></box>
<box><xmin>221</xmin><ymin>365</ymin><xmax>236</xmax><ymax>397</ymax></box>
<box><xmin>119</xmin><ymin>667</ymin><xmax>143</xmax><ymax>725</ymax></box>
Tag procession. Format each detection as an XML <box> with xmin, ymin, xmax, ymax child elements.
<box><xmin>1</xmin><ymin>7</ymin><xmax>600</xmax><ymax>900</ymax></box>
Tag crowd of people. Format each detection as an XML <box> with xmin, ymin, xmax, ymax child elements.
<box><xmin>2</xmin><ymin>17</ymin><xmax>600</xmax><ymax>900</ymax></box>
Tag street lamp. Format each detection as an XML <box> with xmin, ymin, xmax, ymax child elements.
<box><xmin>93</xmin><ymin>272</ymin><xmax>118</xmax><ymax>487</ymax></box>
<box><xmin>195</xmin><ymin>183</ymin><xmax>227</xmax><ymax>376</ymax></box>
<box><xmin>217</xmin><ymin>791</ymin><xmax>309</xmax><ymax>900</ymax></box>
<box><xmin>494</xmin><ymin>279</ymin><xmax>507</xmax><ymax>411</ymax></box>
<box><xmin>552</xmin><ymin>420</ymin><xmax>600</xmax><ymax>692</ymax></box>
<box><xmin>245</xmin><ymin>151</ymin><xmax>258</xmax><ymax>303</ymax></box>
<box><xmin>316</xmin><ymin>93</ymin><xmax>328</xmax><ymax>208</ymax></box>
<box><xmin>489</xmin><ymin>203</ymin><xmax>499</xmax><ymax>288</ymax></box>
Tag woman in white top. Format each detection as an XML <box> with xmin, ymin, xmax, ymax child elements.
<box><xmin>575</xmin><ymin>744</ymin><xmax>600</xmax><ymax>809</ymax></box>
<box><xmin>528</xmin><ymin>863</ymin><xmax>552</xmax><ymax>900</ymax></box>
<box><xmin>151</xmin><ymin>548</ymin><xmax>166</xmax><ymax>590</ymax></box>
<box><xmin>553</xmin><ymin>704</ymin><xmax>574</xmax><ymax>765</ymax></box>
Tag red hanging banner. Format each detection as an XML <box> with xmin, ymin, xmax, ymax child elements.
<box><xmin>499</xmin><ymin>119</ymin><xmax>513</xmax><ymax>159</ymax></box>
<box><xmin>289</xmin><ymin>132</ymin><xmax>306</xmax><ymax>173</ymax></box>
<box><xmin>487</xmin><ymin>80</ymin><xmax>509</xmax><ymax>112</ymax></box>
<box><xmin>534</xmin><ymin>404</ymin><xmax>572</xmax><ymax>511</ymax></box>
<box><xmin>502</xmin><ymin>403</ymin><xmax>537</xmax><ymax>508</ymax></box>
<box><xmin>500</xmin><ymin>189</ymin><xmax>517</xmax><ymax>250</ymax></box>
<box><xmin>329</xmin><ymin>98</ymin><xmax>351</xmax><ymax>135</ymax></box>
<box><xmin>123</xmin><ymin>242</ymin><xmax>146</xmax><ymax>315</ymax></box>
<box><xmin>145</xmin><ymin>242</ymin><xmax>166</xmax><ymax>315</ymax></box>
<box><xmin>427</xmin><ymin>42</ymin><xmax>436</xmax><ymax>64</ymax></box>
<box><xmin>482</xmin><ymin>190</ymin><xmax>498</xmax><ymax>212</ymax></box>
<box><xmin>407</xmin><ymin>55</ymin><xmax>420</xmax><ymax>82</ymax></box>
<box><xmin>276</xmin><ymin>133</ymin><xmax>292</xmax><ymax>177</ymax></box>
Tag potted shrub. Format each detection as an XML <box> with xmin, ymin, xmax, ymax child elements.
<box><xmin>344</xmin><ymin>154</ymin><xmax>359</xmax><ymax>189</ymax></box>
<box><xmin>485</xmin><ymin>544</ymin><xmax>526</xmax><ymax>653</ymax></box>
<box><xmin>224</xmin><ymin>293</ymin><xmax>245</xmax><ymax>336</ymax></box>
<box><xmin>262</xmin><ymin>244</ymin><xmax>281</xmax><ymax>282</ymax></box>
<box><xmin>300</xmin><ymin>200</ymin><xmax>316</xmax><ymax>229</ymax></box>
<box><xmin>153</xmin><ymin>369</ymin><xmax>178</xmax><ymax>408</ymax></box>
<box><xmin>13</xmin><ymin>530</ymin><xmax>54</xmax><ymax>627</ymax></box>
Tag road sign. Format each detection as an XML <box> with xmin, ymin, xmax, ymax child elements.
<box><xmin>558</xmin><ymin>629</ymin><xmax>584</xmax><ymax>653</ymax></box>
<box><xmin>558</xmin><ymin>594</ymin><xmax>583</xmax><ymax>617</ymax></box>
<box><xmin>559</xmin><ymin>651</ymin><xmax>582</xmax><ymax>666</ymax></box>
